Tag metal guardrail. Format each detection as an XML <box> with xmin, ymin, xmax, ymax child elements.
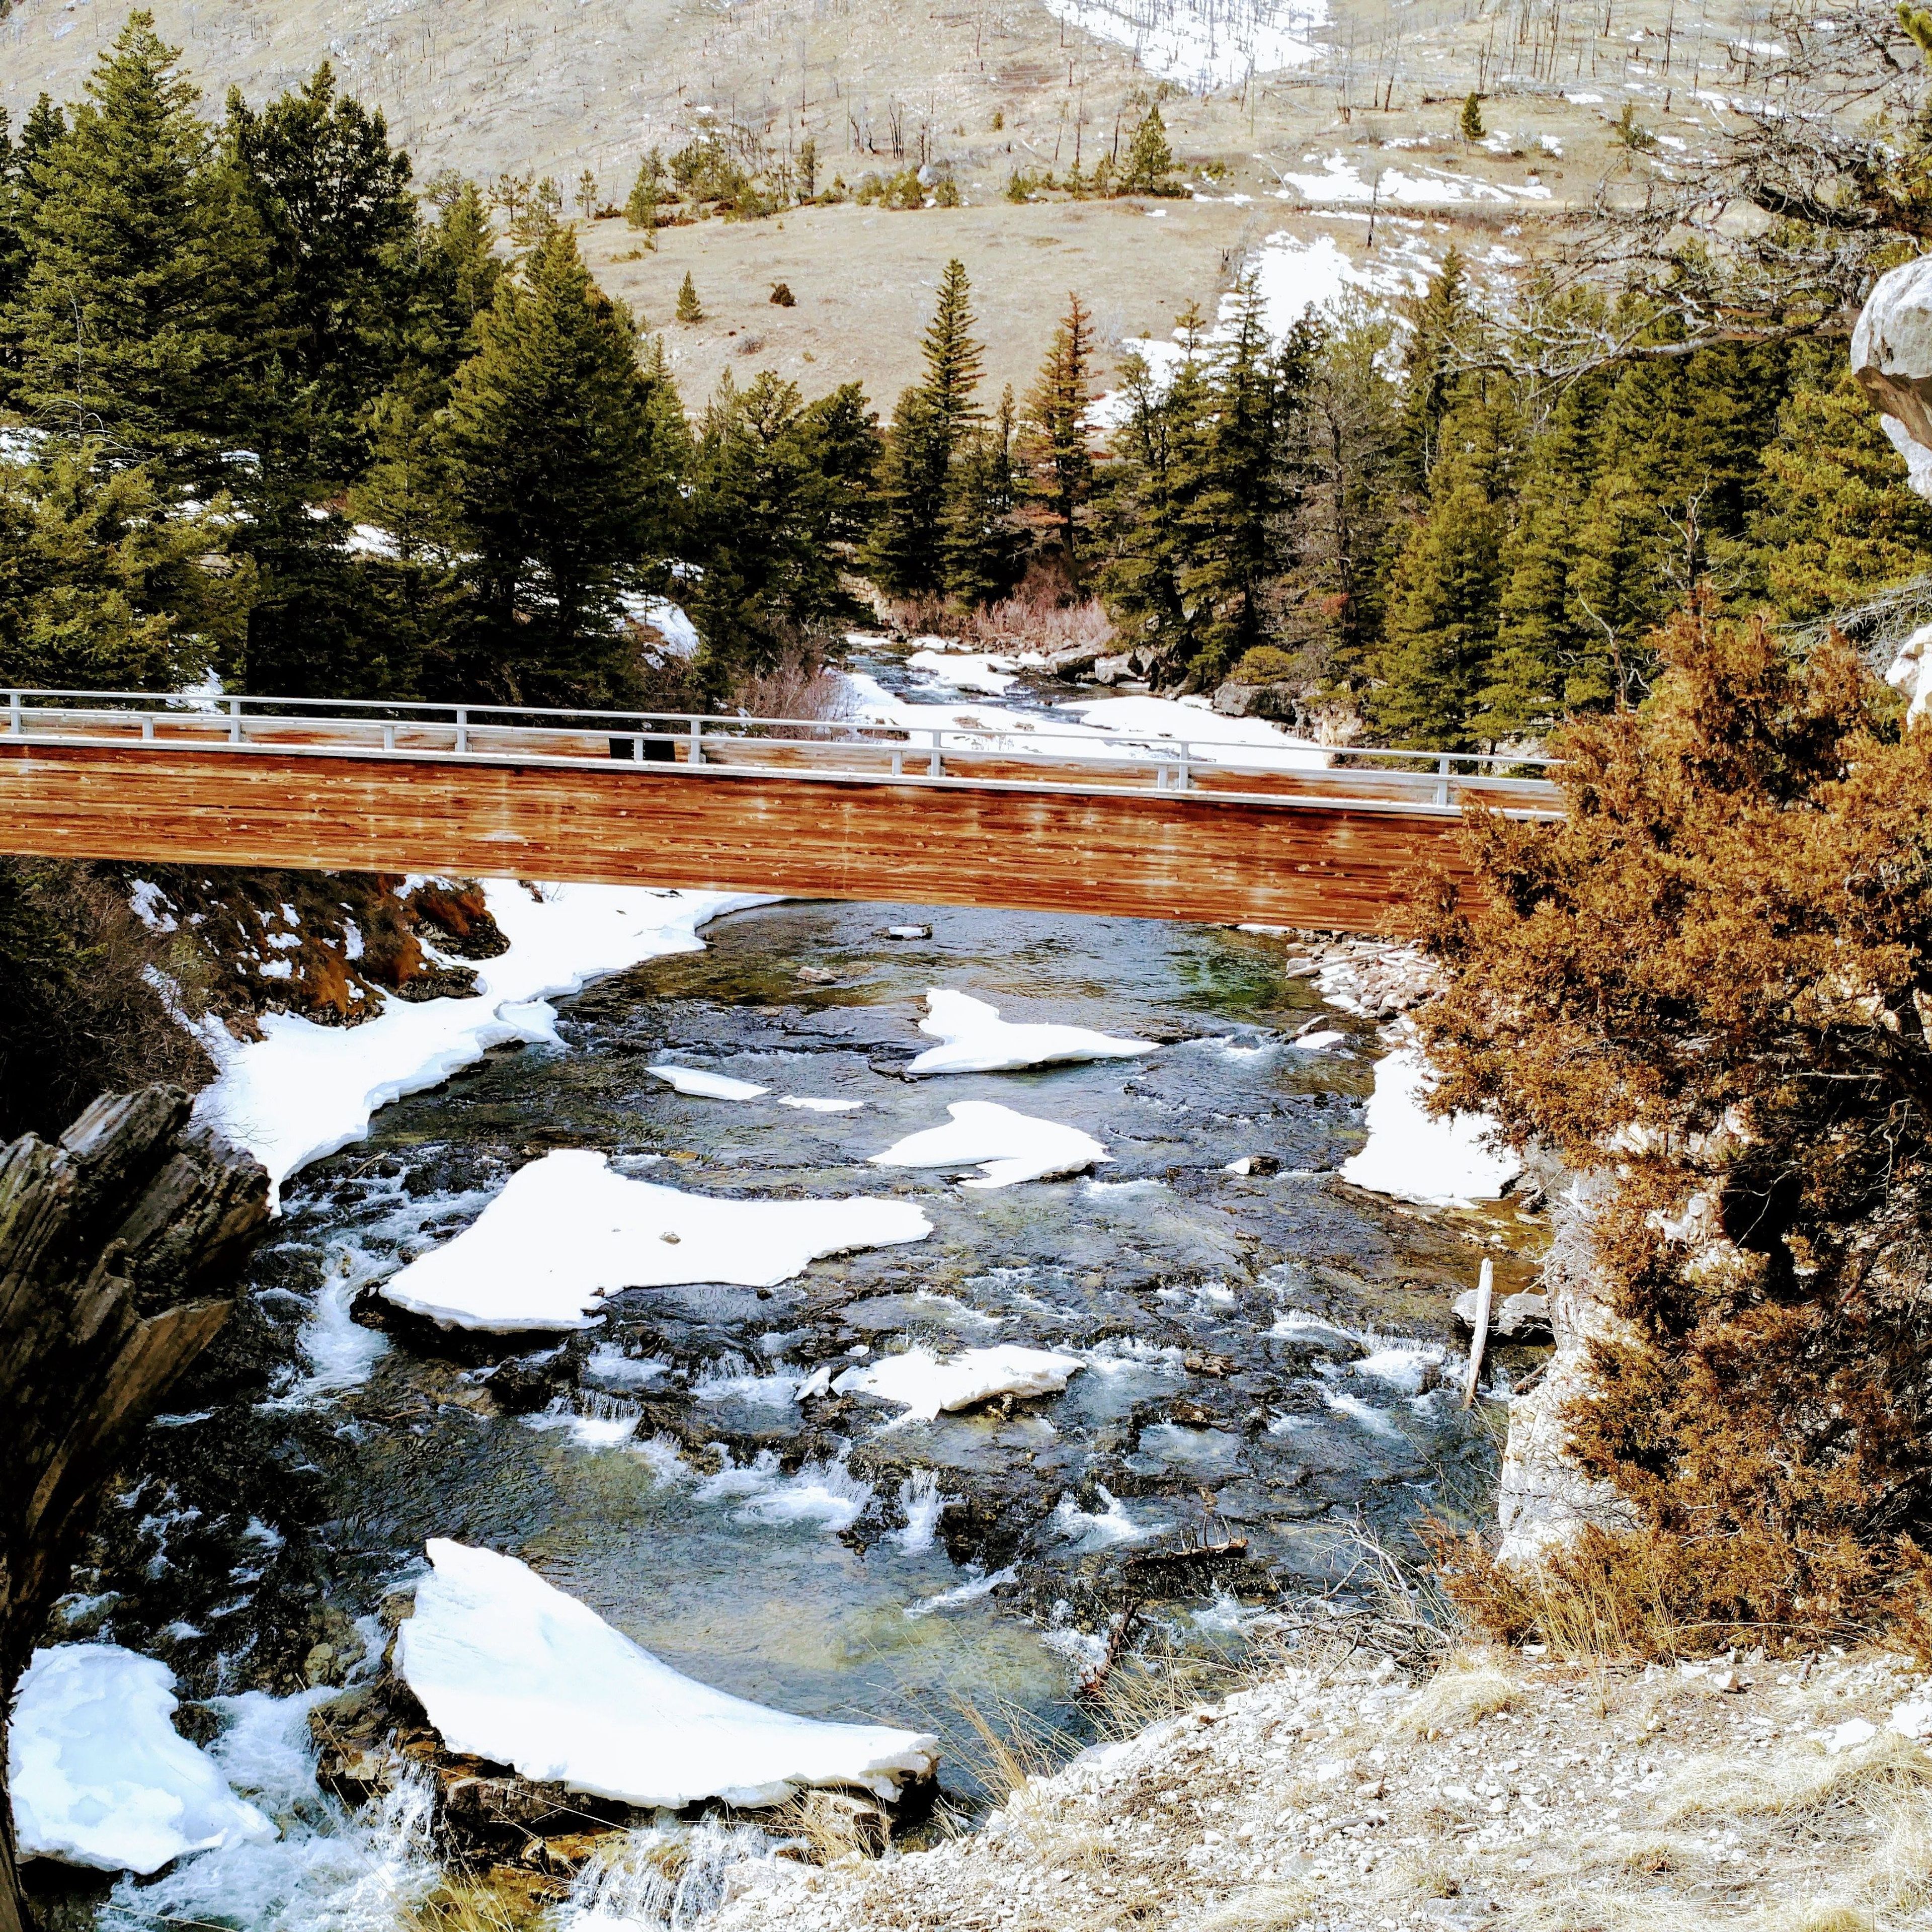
<box><xmin>0</xmin><ymin>687</ymin><xmax>1565</xmax><ymax>819</ymax></box>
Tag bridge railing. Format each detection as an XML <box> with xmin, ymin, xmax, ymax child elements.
<box><xmin>0</xmin><ymin>687</ymin><xmax>1564</xmax><ymax>818</ymax></box>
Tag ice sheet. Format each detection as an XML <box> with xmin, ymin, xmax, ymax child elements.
<box><xmin>395</xmin><ymin>1541</ymin><xmax>937</xmax><ymax>1806</ymax></box>
<box><xmin>835</xmin><ymin>1343</ymin><xmax>1085</xmax><ymax>1420</ymax></box>
<box><xmin>11</xmin><ymin>1645</ymin><xmax>274</xmax><ymax>1874</ymax></box>
<box><xmin>380</xmin><ymin>1149</ymin><xmax>932</xmax><ymax>1331</ymax></box>
<box><xmin>869</xmin><ymin>1099</ymin><xmax>1109</xmax><ymax>1188</ymax></box>
<box><xmin>1338</xmin><ymin>1047</ymin><xmax>1521</xmax><ymax>1205</ymax></box>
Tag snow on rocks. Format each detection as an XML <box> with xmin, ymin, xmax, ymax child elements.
<box><xmin>1054</xmin><ymin>695</ymin><xmax>1330</xmax><ymax>773</ymax></box>
<box><xmin>194</xmin><ymin>883</ymin><xmax>771</xmax><ymax>1203</ymax></box>
<box><xmin>834</xmin><ymin>1343</ymin><xmax>1085</xmax><ymax>1420</ymax></box>
<box><xmin>648</xmin><ymin>1064</ymin><xmax>770</xmax><ymax>1101</ymax></box>
<box><xmin>868</xmin><ymin>1100</ymin><xmax>1108</xmax><ymax>1188</ymax></box>
<box><xmin>1339</xmin><ymin>1045</ymin><xmax>1521</xmax><ymax>1205</ymax></box>
<box><xmin>905</xmin><ymin>644</ymin><xmax>1020</xmax><ymax>695</ymax></box>
<box><xmin>11</xmin><ymin>1645</ymin><xmax>274</xmax><ymax>1874</ymax></box>
<box><xmin>379</xmin><ymin>1149</ymin><xmax>931</xmax><ymax>1332</ymax></box>
<box><xmin>395</xmin><ymin>1541</ymin><xmax>937</xmax><ymax>1807</ymax></box>
<box><xmin>907</xmin><ymin>989</ymin><xmax>1155</xmax><ymax>1076</ymax></box>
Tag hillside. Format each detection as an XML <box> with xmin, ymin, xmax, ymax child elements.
<box><xmin>0</xmin><ymin>0</ymin><xmax>1812</xmax><ymax>397</ymax></box>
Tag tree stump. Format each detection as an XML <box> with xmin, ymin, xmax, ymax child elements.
<box><xmin>0</xmin><ymin>1087</ymin><xmax>270</xmax><ymax>1932</ymax></box>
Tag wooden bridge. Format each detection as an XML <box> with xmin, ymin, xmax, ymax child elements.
<box><xmin>0</xmin><ymin>690</ymin><xmax>1562</xmax><ymax>934</ymax></box>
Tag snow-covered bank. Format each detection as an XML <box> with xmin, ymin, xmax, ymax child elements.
<box><xmin>396</xmin><ymin>1541</ymin><xmax>938</xmax><ymax>1807</ymax></box>
<box><xmin>1340</xmin><ymin>1045</ymin><xmax>1521</xmax><ymax>1205</ymax></box>
<box><xmin>194</xmin><ymin>884</ymin><xmax>771</xmax><ymax>1203</ymax></box>
<box><xmin>11</xmin><ymin>1645</ymin><xmax>273</xmax><ymax>1874</ymax></box>
<box><xmin>1039</xmin><ymin>0</ymin><xmax>1324</xmax><ymax>89</ymax></box>
<box><xmin>379</xmin><ymin>1150</ymin><xmax>933</xmax><ymax>1331</ymax></box>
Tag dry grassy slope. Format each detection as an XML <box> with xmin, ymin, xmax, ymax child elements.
<box><xmin>0</xmin><ymin>0</ymin><xmax>1791</xmax><ymax>403</ymax></box>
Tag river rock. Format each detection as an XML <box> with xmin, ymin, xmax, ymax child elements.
<box><xmin>1452</xmin><ymin>1289</ymin><xmax>1551</xmax><ymax>1340</ymax></box>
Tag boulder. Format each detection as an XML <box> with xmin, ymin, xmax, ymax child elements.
<box><xmin>1452</xmin><ymin>1288</ymin><xmax>1551</xmax><ymax>1340</ymax></box>
<box><xmin>1852</xmin><ymin>255</ymin><xmax>1932</xmax><ymax>465</ymax></box>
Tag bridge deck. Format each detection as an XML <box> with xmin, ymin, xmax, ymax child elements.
<box><xmin>0</xmin><ymin>693</ymin><xmax>1562</xmax><ymax>932</ymax></box>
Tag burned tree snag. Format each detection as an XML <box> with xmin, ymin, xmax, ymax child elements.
<box><xmin>0</xmin><ymin>1087</ymin><xmax>270</xmax><ymax>1932</ymax></box>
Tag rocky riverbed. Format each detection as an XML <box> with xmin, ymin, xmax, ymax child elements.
<box><xmin>28</xmin><ymin>893</ymin><xmax>1549</xmax><ymax>1929</ymax></box>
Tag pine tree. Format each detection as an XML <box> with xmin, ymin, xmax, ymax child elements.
<box><xmin>1119</xmin><ymin>103</ymin><xmax>1176</xmax><ymax>195</ymax></box>
<box><xmin>625</xmin><ymin>150</ymin><xmax>663</xmax><ymax>240</ymax></box>
<box><xmin>1460</xmin><ymin>92</ymin><xmax>1485</xmax><ymax>141</ymax></box>
<box><xmin>577</xmin><ymin>169</ymin><xmax>598</xmax><ymax>219</ymax></box>
<box><xmin>417</xmin><ymin>179</ymin><xmax>502</xmax><ymax>370</ymax></box>
<box><xmin>676</xmin><ymin>270</ymin><xmax>703</xmax><ymax>322</ymax></box>
<box><xmin>443</xmin><ymin>225</ymin><xmax>683</xmax><ymax>699</ymax></box>
<box><xmin>225</xmin><ymin>62</ymin><xmax>416</xmax><ymax>465</ymax></box>
<box><xmin>797</xmin><ymin>137</ymin><xmax>818</xmax><ymax>201</ymax></box>
<box><xmin>1372</xmin><ymin>387</ymin><xmax>1514</xmax><ymax>748</ymax></box>
<box><xmin>0</xmin><ymin>439</ymin><xmax>254</xmax><ymax>690</ymax></box>
<box><xmin>14</xmin><ymin>13</ymin><xmax>267</xmax><ymax>461</ymax></box>
<box><xmin>865</xmin><ymin>259</ymin><xmax>985</xmax><ymax>596</ymax></box>
<box><xmin>688</xmin><ymin>371</ymin><xmax>875</xmax><ymax>685</ymax></box>
<box><xmin>1396</xmin><ymin>248</ymin><xmax>1474</xmax><ymax>489</ymax></box>
<box><xmin>1750</xmin><ymin>356</ymin><xmax>1932</xmax><ymax>619</ymax></box>
<box><xmin>1022</xmin><ymin>292</ymin><xmax>1095</xmax><ymax>570</ymax></box>
<box><xmin>943</xmin><ymin>386</ymin><xmax>1025</xmax><ymax>606</ymax></box>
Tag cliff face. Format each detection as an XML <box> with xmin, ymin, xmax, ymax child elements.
<box><xmin>0</xmin><ymin>1087</ymin><xmax>270</xmax><ymax>1932</ymax></box>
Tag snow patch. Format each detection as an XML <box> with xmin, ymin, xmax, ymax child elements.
<box><xmin>648</xmin><ymin>1064</ymin><xmax>770</xmax><ymax>1101</ymax></box>
<box><xmin>396</xmin><ymin>1541</ymin><xmax>937</xmax><ymax>1807</ymax></box>
<box><xmin>835</xmin><ymin>1344</ymin><xmax>1085</xmax><ymax>1420</ymax></box>
<box><xmin>869</xmin><ymin>1099</ymin><xmax>1109</xmax><ymax>1188</ymax></box>
<box><xmin>379</xmin><ymin>1149</ymin><xmax>931</xmax><ymax>1332</ymax></box>
<box><xmin>1338</xmin><ymin>1046</ymin><xmax>1521</xmax><ymax>1205</ymax></box>
<box><xmin>1040</xmin><ymin>0</ymin><xmax>1325</xmax><ymax>88</ymax></box>
<box><xmin>907</xmin><ymin>989</ymin><xmax>1154</xmax><ymax>1076</ymax></box>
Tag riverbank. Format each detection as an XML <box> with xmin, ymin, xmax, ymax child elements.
<box><xmin>688</xmin><ymin>1639</ymin><xmax>1932</xmax><ymax>1932</ymax></box>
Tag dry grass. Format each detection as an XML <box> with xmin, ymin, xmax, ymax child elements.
<box><xmin>729</xmin><ymin>648</ymin><xmax>855</xmax><ymax>725</ymax></box>
<box><xmin>1197</xmin><ymin>1880</ymin><xmax>1322</xmax><ymax>1930</ymax></box>
<box><xmin>1663</xmin><ymin>1727</ymin><xmax>1932</xmax><ymax>1822</ymax></box>
<box><xmin>1402</xmin><ymin>1653</ymin><xmax>1521</xmax><ymax>1738</ymax></box>
<box><xmin>401</xmin><ymin>1877</ymin><xmax>530</xmax><ymax>1932</ymax></box>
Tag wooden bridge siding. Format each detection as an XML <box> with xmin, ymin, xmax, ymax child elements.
<box><xmin>0</xmin><ymin>743</ymin><xmax>1473</xmax><ymax>933</ymax></box>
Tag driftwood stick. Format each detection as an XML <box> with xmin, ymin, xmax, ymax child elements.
<box><xmin>0</xmin><ymin>1087</ymin><xmax>270</xmax><ymax>1932</ymax></box>
<box><xmin>1462</xmin><ymin>1256</ymin><xmax>1495</xmax><ymax>1410</ymax></box>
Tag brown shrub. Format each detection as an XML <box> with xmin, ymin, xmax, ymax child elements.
<box><xmin>1412</xmin><ymin>606</ymin><xmax>1932</xmax><ymax>1651</ymax></box>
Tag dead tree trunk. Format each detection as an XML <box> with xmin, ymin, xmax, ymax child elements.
<box><xmin>0</xmin><ymin>1087</ymin><xmax>270</xmax><ymax>1932</ymax></box>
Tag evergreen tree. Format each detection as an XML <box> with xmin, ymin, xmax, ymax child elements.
<box><xmin>226</xmin><ymin>62</ymin><xmax>416</xmax><ymax>469</ymax></box>
<box><xmin>625</xmin><ymin>150</ymin><xmax>663</xmax><ymax>239</ymax></box>
<box><xmin>943</xmin><ymin>386</ymin><xmax>1025</xmax><ymax>606</ymax></box>
<box><xmin>1372</xmin><ymin>385</ymin><xmax>1514</xmax><ymax>748</ymax></box>
<box><xmin>1749</xmin><ymin>355</ymin><xmax>1932</xmax><ymax>619</ymax></box>
<box><xmin>688</xmin><ymin>371</ymin><xmax>875</xmax><ymax>685</ymax></box>
<box><xmin>1099</xmin><ymin>348</ymin><xmax>1212</xmax><ymax>661</ymax></box>
<box><xmin>577</xmin><ymin>169</ymin><xmax>598</xmax><ymax>220</ymax></box>
<box><xmin>796</xmin><ymin>136</ymin><xmax>818</xmax><ymax>201</ymax></box>
<box><xmin>1022</xmin><ymin>292</ymin><xmax>1095</xmax><ymax>570</ymax></box>
<box><xmin>0</xmin><ymin>439</ymin><xmax>254</xmax><ymax>689</ymax></box>
<box><xmin>13</xmin><ymin>13</ymin><xmax>267</xmax><ymax>461</ymax></box>
<box><xmin>414</xmin><ymin>179</ymin><xmax>502</xmax><ymax>374</ymax></box>
<box><xmin>442</xmin><ymin>225</ymin><xmax>682</xmax><ymax>699</ymax></box>
<box><xmin>866</xmin><ymin>258</ymin><xmax>985</xmax><ymax>597</ymax></box>
<box><xmin>1119</xmin><ymin>103</ymin><xmax>1176</xmax><ymax>195</ymax></box>
<box><xmin>676</xmin><ymin>270</ymin><xmax>703</xmax><ymax>322</ymax></box>
<box><xmin>1273</xmin><ymin>302</ymin><xmax>1406</xmax><ymax>690</ymax></box>
<box><xmin>1171</xmin><ymin>281</ymin><xmax>1313</xmax><ymax>686</ymax></box>
<box><xmin>1460</xmin><ymin>92</ymin><xmax>1485</xmax><ymax>141</ymax></box>
<box><xmin>1395</xmin><ymin>248</ymin><xmax>1474</xmax><ymax>489</ymax></box>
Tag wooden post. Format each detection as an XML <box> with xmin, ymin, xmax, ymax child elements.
<box><xmin>1462</xmin><ymin>1255</ymin><xmax>1494</xmax><ymax>1408</ymax></box>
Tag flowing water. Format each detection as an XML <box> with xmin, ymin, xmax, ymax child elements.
<box><xmin>45</xmin><ymin>894</ymin><xmax>1544</xmax><ymax>1929</ymax></box>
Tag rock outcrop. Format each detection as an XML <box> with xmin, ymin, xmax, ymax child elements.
<box><xmin>0</xmin><ymin>1088</ymin><xmax>270</xmax><ymax>1932</ymax></box>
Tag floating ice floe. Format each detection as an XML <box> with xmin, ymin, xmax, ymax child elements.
<box><xmin>869</xmin><ymin>1100</ymin><xmax>1108</xmax><ymax>1188</ymax></box>
<box><xmin>379</xmin><ymin>1149</ymin><xmax>931</xmax><ymax>1331</ymax></box>
<box><xmin>778</xmin><ymin>1095</ymin><xmax>865</xmax><ymax>1113</ymax></box>
<box><xmin>648</xmin><ymin>1064</ymin><xmax>770</xmax><ymax>1101</ymax></box>
<box><xmin>11</xmin><ymin>1645</ymin><xmax>275</xmax><ymax>1874</ymax></box>
<box><xmin>907</xmin><ymin>989</ymin><xmax>1155</xmax><ymax>1076</ymax></box>
<box><xmin>194</xmin><ymin>884</ymin><xmax>770</xmax><ymax>1204</ymax></box>
<box><xmin>396</xmin><ymin>1541</ymin><xmax>937</xmax><ymax>1806</ymax></box>
<box><xmin>1338</xmin><ymin>1047</ymin><xmax>1521</xmax><ymax>1205</ymax></box>
<box><xmin>835</xmin><ymin>1343</ymin><xmax>1086</xmax><ymax>1420</ymax></box>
